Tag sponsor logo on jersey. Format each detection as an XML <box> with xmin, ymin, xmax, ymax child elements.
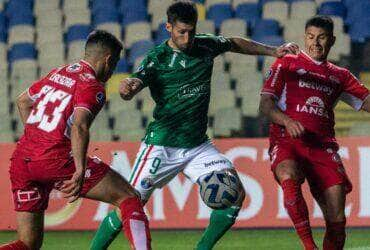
<box><xmin>178</xmin><ymin>84</ymin><xmax>208</xmax><ymax>98</ymax></box>
<box><xmin>179</xmin><ymin>59</ymin><xmax>186</xmax><ymax>68</ymax></box>
<box><xmin>296</xmin><ymin>96</ymin><xmax>329</xmax><ymax>118</ymax></box>
<box><xmin>204</xmin><ymin>159</ymin><xmax>230</xmax><ymax>168</ymax></box>
<box><xmin>66</xmin><ymin>63</ymin><xmax>82</xmax><ymax>73</ymax></box>
<box><xmin>96</xmin><ymin>92</ymin><xmax>105</xmax><ymax>104</ymax></box>
<box><xmin>298</xmin><ymin>79</ymin><xmax>334</xmax><ymax>95</ymax></box>
<box><xmin>79</xmin><ymin>73</ymin><xmax>95</xmax><ymax>82</ymax></box>
<box><xmin>49</xmin><ymin>73</ymin><xmax>76</xmax><ymax>88</ymax></box>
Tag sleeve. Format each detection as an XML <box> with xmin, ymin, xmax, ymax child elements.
<box><xmin>260</xmin><ymin>58</ymin><xmax>286</xmax><ymax>99</ymax></box>
<box><xmin>130</xmin><ymin>55</ymin><xmax>156</xmax><ymax>87</ymax></box>
<box><xmin>74</xmin><ymin>84</ymin><xmax>106</xmax><ymax>117</ymax></box>
<box><xmin>198</xmin><ymin>34</ymin><xmax>232</xmax><ymax>57</ymax></box>
<box><xmin>340</xmin><ymin>70</ymin><xmax>370</xmax><ymax>111</ymax></box>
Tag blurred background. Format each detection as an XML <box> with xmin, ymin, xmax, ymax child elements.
<box><xmin>0</xmin><ymin>0</ymin><xmax>369</xmax><ymax>142</ymax></box>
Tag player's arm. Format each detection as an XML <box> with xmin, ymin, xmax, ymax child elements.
<box><xmin>259</xmin><ymin>94</ymin><xmax>304</xmax><ymax>138</ymax></box>
<box><xmin>61</xmin><ymin>108</ymin><xmax>94</xmax><ymax>202</ymax></box>
<box><xmin>16</xmin><ymin>91</ymin><xmax>34</xmax><ymax>125</ymax></box>
<box><xmin>361</xmin><ymin>96</ymin><xmax>370</xmax><ymax>112</ymax></box>
<box><xmin>228</xmin><ymin>37</ymin><xmax>299</xmax><ymax>57</ymax></box>
<box><xmin>119</xmin><ymin>78</ymin><xmax>144</xmax><ymax>100</ymax></box>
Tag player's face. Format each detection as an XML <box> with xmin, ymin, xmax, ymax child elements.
<box><xmin>167</xmin><ymin>21</ymin><xmax>196</xmax><ymax>51</ymax></box>
<box><xmin>304</xmin><ymin>26</ymin><xmax>335</xmax><ymax>61</ymax></box>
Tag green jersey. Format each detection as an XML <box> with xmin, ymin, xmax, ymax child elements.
<box><xmin>132</xmin><ymin>34</ymin><xmax>232</xmax><ymax>148</ymax></box>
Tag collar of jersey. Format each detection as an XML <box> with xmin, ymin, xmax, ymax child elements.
<box><xmin>164</xmin><ymin>40</ymin><xmax>183</xmax><ymax>54</ymax></box>
<box><xmin>80</xmin><ymin>59</ymin><xmax>98</xmax><ymax>76</ymax></box>
<box><xmin>300</xmin><ymin>51</ymin><xmax>327</xmax><ymax>66</ymax></box>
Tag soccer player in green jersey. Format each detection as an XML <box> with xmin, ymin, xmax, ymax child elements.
<box><xmin>91</xmin><ymin>1</ymin><xmax>299</xmax><ymax>249</ymax></box>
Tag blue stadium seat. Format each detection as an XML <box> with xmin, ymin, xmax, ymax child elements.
<box><xmin>6</xmin><ymin>0</ymin><xmax>33</xmax><ymax>18</ymax></box>
<box><xmin>119</xmin><ymin>0</ymin><xmax>147</xmax><ymax>14</ymax></box>
<box><xmin>345</xmin><ymin>1</ymin><xmax>370</xmax><ymax>25</ymax></box>
<box><xmin>91</xmin><ymin>0</ymin><xmax>117</xmax><ymax>14</ymax></box>
<box><xmin>254</xmin><ymin>35</ymin><xmax>285</xmax><ymax>46</ymax></box>
<box><xmin>115</xmin><ymin>58</ymin><xmax>130</xmax><ymax>73</ymax></box>
<box><xmin>66</xmin><ymin>25</ymin><xmax>91</xmax><ymax>44</ymax></box>
<box><xmin>155</xmin><ymin>23</ymin><xmax>169</xmax><ymax>45</ymax></box>
<box><xmin>121</xmin><ymin>10</ymin><xmax>148</xmax><ymax>26</ymax></box>
<box><xmin>8</xmin><ymin>12</ymin><xmax>34</xmax><ymax>27</ymax></box>
<box><xmin>128</xmin><ymin>40</ymin><xmax>154</xmax><ymax>65</ymax></box>
<box><xmin>206</xmin><ymin>4</ymin><xmax>233</xmax><ymax>29</ymax></box>
<box><xmin>252</xmin><ymin>19</ymin><xmax>280</xmax><ymax>39</ymax></box>
<box><xmin>8</xmin><ymin>43</ymin><xmax>37</xmax><ymax>63</ymax></box>
<box><xmin>93</xmin><ymin>9</ymin><xmax>120</xmax><ymax>26</ymax></box>
<box><xmin>348</xmin><ymin>17</ymin><xmax>370</xmax><ymax>43</ymax></box>
<box><xmin>319</xmin><ymin>1</ymin><xmax>347</xmax><ymax>18</ymax></box>
<box><xmin>0</xmin><ymin>31</ymin><xmax>6</xmax><ymax>43</ymax></box>
<box><xmin>288</xmin><ymin>0</ymin><xmax>315</xmax><ymax>2</ymax></box>
<box><xmin>0</xmin><ymin>12</ymin><xmax>6</xmax><ymax>29</ymax></box>
<box><xmin>343</xmin><ymin>0</ymin><xmax>369</xmax><ymax>8</ymax></box>
<box><xmin>235</xmin><ymin>3</ymin><xmax>261</xmax><ymax>27</ymax></box>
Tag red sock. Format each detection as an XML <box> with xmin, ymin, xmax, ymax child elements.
<box><xmin>119</xmin><ymin>197</ymin><xmax>151</xmax><ymax>250</ymax></box>
<box><xmin>323</xmin><ymin>220</ymin><xmax>346</xmax><ymax>250</ymax></box>
<box><xmin>281</xmin><ymin>179</ymin><xmax>317</xmax><ymax>250</ymax></box>
<box><xmin>0</xmin><ymin>240</ymin><xmax>29</xmax><ymax>250</ymax></box>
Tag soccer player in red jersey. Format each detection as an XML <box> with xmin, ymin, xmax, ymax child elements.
<box><xmin>0</xmin><ymin>30</ymin><xmax>151</xmax><ymax>250</ymax></box>
<box><xmin>259</xmin><ymin>16</ymin><xmax>370</xmax><ymax>250</ymax></box>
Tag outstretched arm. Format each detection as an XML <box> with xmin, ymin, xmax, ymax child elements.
<box><xmin>362</xmin><ymin>96</ymin><xmax>370</xmax><ymax>112</ymax></box>
<box><xmin>259</xmin><ymin>94</ymin><xmax>305</xmax><ymax>138</ymax></box>
<box><xmin>229</xmin><ymin>37</ymin><xmax>299</xmax><ymax>57</ymax></box>
<box><xmin>17</xmin><ymin>91</ymin><xmax>34</xmax><ymax>125</ymax></box>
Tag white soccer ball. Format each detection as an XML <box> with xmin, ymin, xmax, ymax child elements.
<box><xmin>199</xmin><ymin>170</ymin><xmax>241</xmax><ymax>209</ymax></box>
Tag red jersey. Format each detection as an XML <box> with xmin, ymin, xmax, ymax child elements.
<box><xmin>261</xmin><ymin>52</ymin><xmax>369</xmax><ymax>142</ymax></box>
<box><xmin>12</xmin><ymin>60</ymin><xmax>105</xmax><ymax>160</ymax></box>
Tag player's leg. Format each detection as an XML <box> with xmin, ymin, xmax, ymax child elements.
<box><xmin>90</xmin><ymin>145</ymin><xmax>183</xmax><ymax>250</ymax></box>
<box><xmin>0</xmin><ymin>212</ymin><xmax>44</xmax><ymax>250</ymax></box>
<box><xmin>182</xmin><ymin>142</ymin><xmax>245</xmax><ymax>250</ymax></box>
<box><xmin>306</xmin><ymin>146</ymin><xmax>351</xmax><ymax>250</ymax></box>
<box><xmin>1</xmin><ymin>158</ymin><xmax>50</xmax><ymax>250</ymax></box>
<box><xmin>90</xmin><ymin>143</ymin><xmax>154</xmax><ymax>250</ymax></box>
<box><xmin>274</xmin><ymin>159</ymin><xmax>317</xmax><ymax>250</ymax></box>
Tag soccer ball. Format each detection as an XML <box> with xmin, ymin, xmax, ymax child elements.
<box><xmin>199</xmin><ymin>170</ymin><xmax>241</xmax><ymax>209</ymax></box>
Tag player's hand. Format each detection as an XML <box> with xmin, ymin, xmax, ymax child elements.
<box><xmin>274</xmin><ymin>43</ymin><xmax>299</xmax><ymax>57</ymax></box>
<box><xmin>284</xmin><ymin>118</ymin><xmax>305</xmax><ymax>138</ymax></box>
<box><xmin>119</xmin><ymin>78</ymin><xmax>143</xmax><ymax>100</ymax></box>
<box><xmin>60</xmin><ymin>170</ymin><xmax>85</xmax><ymax>203</ymax></box>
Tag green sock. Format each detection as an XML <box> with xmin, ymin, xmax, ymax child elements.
<box><xmin>196</xmin><ymin>206</ymin><xmax>240</xmax><ymax>250</ymax></box>
<box><xmin>90</xmin><ymin>210</ymin><xmax>123</xmax><ymax>250</ymax></box>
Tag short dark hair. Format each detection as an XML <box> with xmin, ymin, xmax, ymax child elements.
<box><xmin>85</xmin><ymin>30</ymin><xmax>123</xmax><ymax>55</ymax></box>
<box><xmin>167</xmin><ymin>1</ymin><xmax>198</xmax><ymax>25</ymax></box>
<box><xmin>305</xmin><ymin>15</ymin><xmax>334</xmax><ymax>35</ymax></box>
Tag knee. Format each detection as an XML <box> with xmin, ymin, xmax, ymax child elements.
<box><xmin>19</xmin><ymin>237</ymin><xmax>43</xmax><ymax>250</ymax></box>
<box><xmin>275</xmin><ymin>162</ymin><xmax>301</xmax><ymax>184</ymax></box>
<box><xmin>326</xmin><ymin>209</ymin><xmax>346</xmax><ymax>223</ymax></box>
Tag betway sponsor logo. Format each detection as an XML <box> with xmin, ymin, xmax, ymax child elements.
<box><xmin>299</xmin><ymin>79</ymin><xmax>333</xmax><ymax>95</ymax></box>
<box><xmin>49</xmin><ymin>73</ymin><xmax>76</xmax><ymax>88</ymax></box>
<box><xmin>296</xmin><ymin>96</ymin><xmax>329</xmax><ymax>118</ymax></box>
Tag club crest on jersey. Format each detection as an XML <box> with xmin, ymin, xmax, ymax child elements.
<box><xmin>96</xmin><ymin>92</ymin><xmax>105</xmax><ymax>104</ymax></box>
<box><xmin>296</xmin><ymin>68</ymin><xmax>307</xmax><ymax>75</ymax></box>
<box><xmin>66</xmin><ymin>63</ymin><xmax>82</xmax><ymax>73</ymax></box>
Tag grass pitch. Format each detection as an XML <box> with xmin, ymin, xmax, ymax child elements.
<box><xmin>1</xmin><ymin>229</ymin><xmax>370</xmax><ymax>249</ymax></box>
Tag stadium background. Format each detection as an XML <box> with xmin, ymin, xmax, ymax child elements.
<box><xmin>0</xmin><ymin>0</ymin><xmax>370</xmax><ymax>249</ymax></box>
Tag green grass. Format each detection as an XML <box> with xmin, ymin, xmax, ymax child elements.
<box><xmin>1</xmin><ymin>229</ymin><xmax>370</xmax><ymax>249</ymax></box>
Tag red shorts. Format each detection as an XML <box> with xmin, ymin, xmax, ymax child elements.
<box><xmin>269</xmin><ymin>137</ymin><xmax>352</xmax><ymax>195</ymax></box>
<box><xmin>9</xmin><ymin>156</ymin><xmax>110</xmax><ymax>212</ymax></box>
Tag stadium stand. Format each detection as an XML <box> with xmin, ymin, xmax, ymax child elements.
<box><xmin>0</xmin><ymin>0</ymin><xmax>368</xmax><ymax>142</ymax></box>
